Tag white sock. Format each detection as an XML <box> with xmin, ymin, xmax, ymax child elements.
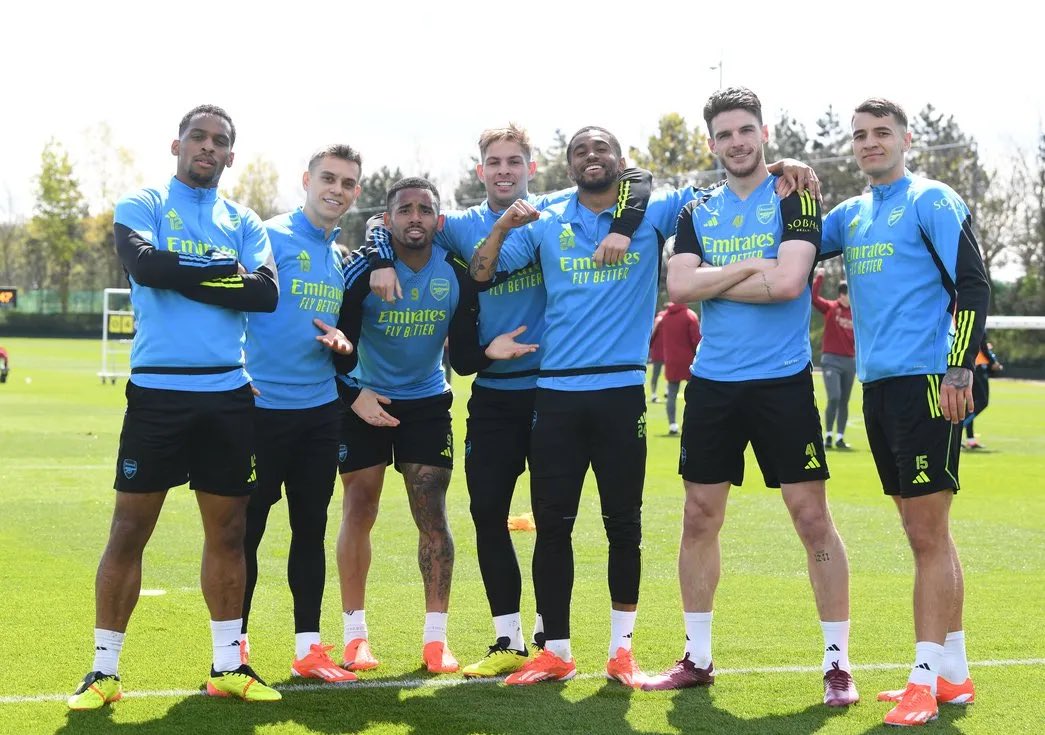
<box><xmin>941</xmin><ymin>630</ymin><xmax>970</xmax><ymax>683</ymax></box>
<box><xmin>836</xmin><ymin>433</ymin><xmax>844</xmax><ymax>442</ymax></box>
<box><xmin>423</xmin><ymin>612</ymin><xmax>448</xmax><ymax>645</ymax></box>
<box><xmin>493</xmin><ymin>612</ymin><xmax>524</xmax><ymax>651</ymax></box>
<box><xmin>609</xmin><ymin>609</ymin><xmax>637</xmax><ymax>657</ymax></box>
<box><xmin>820</xmin><ymin>620</ymin><xmax>852</xmax><ymax>673</ymax></box>
<box><xmin>211</xmin><ymin>619</ymin><xmax>243</xmax><ymax>673</ymax></box>
<box><xmin>532</xmin><ymin>613</ymin><xmax>545</xmax><ymax>647</ymax></box>
<box><xmin>546</xmin><ymin>638</ymin><xmax>572</xmax><ymax>662</ymax></box>
<box><xmin>295</xmin><ymin>631</ymin><xmax>321</xmax><ymax>660</ymax></box>
<box><xmin>909</xmin><ymin>641</ymin><xmax>945</xmax><ymax>692</ymax></box>
<box><xmin>344</xmin><ymin>610</ymin><xmax>368</xmax><ymax>644</ymax></box>
<box><xmin>683</xmin><ymin>611</ymin><xmax>713</xmax><ymax>668</ymax></box>
<box><xmin>92</xmin><ymin>628</ymin><xmax>125</xmax><ymax>676</ymax></box>
<box><xmin>825</xmin><ymin>431</ymin><xmax>834</xmax><ymax>441</ymax></box>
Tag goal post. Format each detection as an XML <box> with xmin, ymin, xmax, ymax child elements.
<box><xmin>99</xmin><ymin>288</ymin><xmax>134</xmax><ymax>384</ymax></box>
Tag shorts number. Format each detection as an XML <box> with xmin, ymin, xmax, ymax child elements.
<box><xmin>915</xmin><ymin>455</ymin><xmax>928</xmax><ymax>470</ymax></box>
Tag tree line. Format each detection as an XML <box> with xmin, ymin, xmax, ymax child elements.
<box><xmin>1</xmin><ymin>108</ymin><xmax>1041</xmax><ymax>365</ymax></box>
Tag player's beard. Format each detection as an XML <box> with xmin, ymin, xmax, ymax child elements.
<box><xmin>574</xmin><ymin>166</ymin><xmax>616</xmax><ymax>192</ymax></box>
<box><xmin>721</xmin><ymin>146</ymin><xmax>764</xmax><ymax>179</ymax></box>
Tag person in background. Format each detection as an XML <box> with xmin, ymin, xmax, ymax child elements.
<box><xmin>963</xmin><ymin>334</ymin><xmax>1002</xmax><ymax>449</ymax></box>
<box><xmin>649</xmin><ymin>310</ymin><xmax>666</xmax><ymax>403</ymax></box>
<box><xmin>812</xmin><ymin>267</ymin><xmax>856</xmax><ymax>449</ymax></box>
<box><xmin>657</xmin><ymin>302</ymin><xmax>701</xmax><ymax>435</ymax></box>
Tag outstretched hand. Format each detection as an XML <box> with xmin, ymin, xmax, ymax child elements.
<box><xmin>485</xmin><ymin>325</ymin><xmax>539</xmax><ymax>361</ymax></box>
<box><xmin>351</xmin><ymin>388</ymin><xmax>400</xmax><ymax>427</ymax></box>
<box><xmin>314</xmin><ymin>318</ymin><xmax>353</xmax><ymax>355</ymax></box>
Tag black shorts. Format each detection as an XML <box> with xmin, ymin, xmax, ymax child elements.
<box><xmin>529</xmin><ymin>385</ymin><xmax>647</xmax><ymax>500</ymax></box>
<box><xmin>338</xmin><ymin>391</ymin><xmax>453</xmax><ymax>474</ymax></box>
<box><xmin>863</xmin><ymin>374</ymin><xmax>961</xmax><ymax>498</ymax></box>
<box><xmin>114</xmin><ymin>382</ymin><xmax>257</xmax><ymax>496</ymax></box>
<box><xmin>464</xmin><ymin>384</ymin><xmax>535</xmax><ymax>480</ymax></box>
<box><xmin>679</xmin><ymin>366</ymin><xmax>828</xmax><ymax>488</ymax></box>
<box><xmin>253</xmin><ymin>400</ymin><xmax>341</xmax><ymax>507</ymax></box>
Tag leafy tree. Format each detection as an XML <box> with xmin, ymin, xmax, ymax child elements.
<box><xmin>27</xmin><ymin>139</ymin><xmax>88</xmax><ymax>312</ymax></box>
<box><xmin>909</xmin><ymin>104</ymin><xmax>990</xmax><ymax>223</ymax></box>
<box><xmin>337</xmin><ymin>165</ymin><xmax>435</xmax><ymax>251</ymax></box>
<box><xmin>531</xmin><ymin>129</ymin><xmax>573</xmax><ymax>194</ymax></box>
<box><xmin>766</xmin><ymin>110</ymin><xmax>810</xmax><ymax>162</ymax></box>
<box><xmin>809</xmin><ymin>106</ymin><xmax>865</xmax><ymax>211</ymax></box>
<box><xmin>224</xmin><ymin>156</ymin><xmax>281</xmax><ymax>220</ymax></box>
<box><xmin>81</xmin><ymin>209</ymin><xmax>124</xmax><ymax>291</ymax></box>
<box><xmin>629</xmin><ymin>113</ymin><xmax>715</xmax><ymax>188</ymax></box>
<box><xmin>453</xmin><ymin>157</ymin><xmax>486</xmax><ymax>207</ymax></box>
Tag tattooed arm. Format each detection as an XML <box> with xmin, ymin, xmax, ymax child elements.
<box><xmin>468</xmin><ymin>199</ymin><xmax>539</xmax><ymax>282</ymax></box>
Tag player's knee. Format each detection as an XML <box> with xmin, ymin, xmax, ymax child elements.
<box><xmin>603</xmin><ymin>507</ymin><xmax>642</xmax><ymax>550</ymax></box>
<box><xmin>902</xmin><ymin>517</ymin><xmax>950</xmax><ymax>557</ymax></box>
<box><xmin>533</xmin><ymin>507</ymin><xmax>576</xmax><ymax>543</ymax></box>
<box><xmin>682</xmin><ymin>495</ymin><xmax>725</xmax><ymax>538</ymax></box>
<box><xmin>468</xmin><ymin>493</ymin><xmax>510</xmax><ymax>528</ymax></box>
<box><xmin>792</xmin><ymin>506</ymin><xmax>833</xmax><ymax>548</ymax></box>
<box><xmin>105</xmin><ymin>521</ymin><xmax>152</xmax><ymax>557</ymax></box>
<box><xmin>343</xmin><ymin>486</ymin><xmax>381</xmax><ymax>528</ymax></box>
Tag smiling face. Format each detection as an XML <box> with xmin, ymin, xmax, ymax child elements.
<box><xmin>303</xmin><ymin>155</ymin><xmax>362</xmax><ymax>230</ymax></box>
<box><xmin>172</xmin><ymin>113</ymin><xmax>234</xmax><ymax>188</ymax></box>
<box><xmin>707</xmin><ymin>108</ymin><xmax>768</xmax><ymax>179</ymax></box>
<box><xmin>477</xmin><ymin>139</ymin><xmax>536</xmax><ymax>211</ymax></box>
<box><xmin>566</xmin><ymin>129</ymin><xmax>624</xmax><ymax>192</ymax></box>
<box><xmin>384</xmin><ymin>187</ymin><xmax>442</xmax><ymax>251</ymax></box>
<box><xmin>851</xmin><ymin>111</ymin><xmax>911</xmax><ymax>185</ymax></box>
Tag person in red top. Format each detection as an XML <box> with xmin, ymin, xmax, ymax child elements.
<box><xmin>648</xmin><ymin>309</ymin><xmax>666</xmax><ymax>403</ymax></box>
<box><xmin>0</xmin><ymin>345</ymin><xmax>9</xmax><ymax>383</ymax></box>
<box><xmin>812</xmin><ymin>268</ymin><xmax>856</xmax><ymax>449</ymax></box>
<box><xmin>657</xmin><ymin>302</ymin><xmax>701</xmax><ymax>434</ymax></box>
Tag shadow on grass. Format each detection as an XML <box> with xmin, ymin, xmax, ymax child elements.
<box><xmin>56</xmin><ymin>673</ymin><xmax>646</xmax><ymax>735</ymax></box>
<box><xmin>53</xmin><ymin>671</ymin><xmax>973</xmax><ymax>735</ymax></box>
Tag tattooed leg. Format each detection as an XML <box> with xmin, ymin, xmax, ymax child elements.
<box><xmin>402</xmin><ymin>463</ymin><xmax>454</xmax><ymax>612</ymax></box>
<box><xmin>782</xmin><ymin>481</ymin><xmax>850</xmax><ymax>621</ymax></box>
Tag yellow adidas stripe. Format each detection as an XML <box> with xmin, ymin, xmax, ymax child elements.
<box><xmin>200</xmin><ymin>277</ymin><xmax>245</xmax><ymax>289</ymax></box>
<box><xmin>615</xmin><ymin>180</ymin><xmax>630</xmax><ymax>218</ymax></box>
<box><xmin>949</xmin><ymin>310</ymin><xmax>975</xmax><ymax>365</ymax></box>
<box><xmin>926</xmin><ymin>375</ymin><xmax>942</xmax><ymax>418</ymax></box>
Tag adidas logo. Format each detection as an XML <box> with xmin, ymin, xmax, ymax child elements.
<box><xmin>825</xmin><ymin>644</ymin><xmax>841</xmax><ymax>652</ymax></box>
<box><xmin>804</xmin><ymin>456</ymin><xmax>821</xmax><ymax>470</ymax></box>
<box><xmin>912</xmin><ymin>471</ymin><xmax>931</xmax><ymax>484</ymax></box>
<box><xmin>440</xmin><ymin>446</ymin><xmax>452</xmax><ymax>459</ymax></box>
<box><xmin>915</xmin><ymin>662</ymin><xmax>932</xmax><ymax>671</ymax></box>
<box><xmin>705</xmin><ymin>216</ymin><xmax>719</xmax><ymax>227</ymax></box>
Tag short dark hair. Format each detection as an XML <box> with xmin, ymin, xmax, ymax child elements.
<box><xmin>308</xmin><ymin>144</ymin><xmax>362</xmax><ymax>174</ymax></box>
<box><xmin>179</xmin><ymin>104</ymin><xmax>236</xmax><ymax>146</ymax></box>
<box><xmin>838</xmin><ymin>281</ymin><xmax>849</xmax><ymax>295</ymax></box>
<box><xmin>853</xmin><ymin>97</ymin><xmax>908</xmax><ymax>129</ymax></box>
<box><xmin>703</xmin><ymin>87</ymin><xmax>763</xmax><ymax>133</ymax></box>
<box><xmin>566</xmin><ymin>126</ymin><xmax>622</xmax><ymax>159</ymax></box>
<box><xmin>386</xmin><ymin>177</ymin><xmax>440</xmax><ymax>210</ymax></box>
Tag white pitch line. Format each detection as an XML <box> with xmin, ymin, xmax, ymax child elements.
<box><xmin>2</xmin><ymin>658</ymin><xmax>1043</xmax><ymax>706</ymax></box>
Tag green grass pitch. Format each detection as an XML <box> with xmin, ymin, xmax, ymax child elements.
<box><xmin>0</xmin><ymin>337</ymin><xmax>1042</xmax><ymax>734</ymax></box>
